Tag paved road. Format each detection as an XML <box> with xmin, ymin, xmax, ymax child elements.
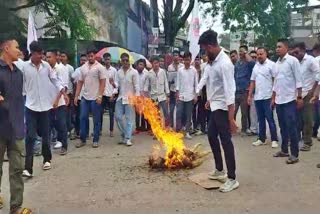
<box><xmin>2</xmin><ymin>115</ymin><xmax>320</xmax><ymax>214</ymax></box>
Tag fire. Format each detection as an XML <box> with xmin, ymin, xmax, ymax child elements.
<box><xmin>129</xmin><ymin>96</ymin><xmax>209</xmax><ymax>169</ymax></box>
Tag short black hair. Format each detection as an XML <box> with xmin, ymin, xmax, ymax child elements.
<box><xmin>173</xmin><ymin>50</ymin><xmax>180</xmax><ymax>55</ymax></box>
<box><xmin>87</xmin><ymin>49</ymin><xmax>97</xmax><ymax>55</ymax></box>
<box><xmin>183</xmin><ymin>51</ymin><xmax>192</xmax><ymax>59</ymax></box>
<box><xmin>136</xmin><ymin>58</ymin><xmax>146</xmax><ymax>66</ymax></box>
<box><xmin>60</xmin><ymin>51</ymin><xmax>69</xmax><ymax>57</ymax></box>
<box><xmin>249</xmin><ymin>50</ymin><xmax>257</xmax><ymax>54</ymax></box>
<box><xmin>120</xmin><ymin>52</ymin><xmax>129</xmax><ymax>59</ymax></box>
<box><xmin>313</xmin><ymin>43</ymin><xmax>320</xmax><ymax>52</ymax></box>
<box><xmin>198</xmin><ymin>30</ymin><xmax>218</xmax><ymax>46</ymax></box>
<box><xmin>80</xmin><ymin>54</ymin><xmax>87</xmax><ymax>58</ymax></box>
<box><xmin>103</xmin><ymin>52</ymin><xmax>111</xmax><ymax>59</ymax></box>
<box><xmin>46</xmin><ymin>49</ymin><xmax>58</xmax><ymax>55</ymax></box>
<box><xmin>230</xmin><ymin>50</ymin><xmax>238</xmax><ymax>55</ymax></box>
<box><xmin>277</xmin><ymin>38</ymin><xmax>289</xmax><ymax>48</ymax></box>
<box><xmin>293</xmin><ymin>42</ymin><xmax>306</xmax><ymax>51</ymax></box>
<box><xmin>239</xmin><ymin>45</ymin><xmax>248</xmax><ymax>51</ymax></box>
<box><xmin>0</xmin><ymin>36</ymin><xmax>15</xmax><ymax>54</ymax></box>
<box><xmin>151</xmin><ymin>56</ymin><xmax>160</xmax><ymax>63</ymax></box>
<box><xmin>29</xmin><ymin>41</ymin><xmax>43</xmax><ymax>53</ymax></box>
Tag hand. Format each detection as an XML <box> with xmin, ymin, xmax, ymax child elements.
<box><xmin>176</xmin><ymin>92</ymin><xmax>179</xmax><ymax>101</ymax></box>
<box><xmin>297</xmin><ymin>98</ymin><xmax>304</xmax><ymax>110</ymax></box>
<box><xmin>205</xmin><ymin>101</ymin><xmax>210</xmax><ymax>110</ymax></box>
<box><xmin>53</xmin><ymin>99</ymin><xmax>59</xmax><ymax>109</ymax></box>
<box><xmin>64</xmin><ymin>94</ymin><xmax>70</xmax><ymax>106</ymax></box>
<box><xmin>96</xmin><ymin>97</ymin><xmax>102</xmax><ymax>105</ymax></box>
<box><xmin>229</xmin><ymin>119</ymin><xmax>238</xmax><ymax>135</ymax></box>
<box><xmin>110</xmin><ymin>95</ymin><xmax>115</xmax><ymax>101</ymax></box>
<box><xmin>310</xmin><ymin>96</ymin><xmax>318</xmax><ymax>104</ymax></box>
<box><xmin>109</xmin><ymin>78</ymin><xmax>114</xmax><ymax>85</ymax></box>
<box><xmin>166</xmin><ymin>97</ymin><xmax>169</xmax><ymax>104</ymax></box>
<box><xmin>247</xmin><ymin>96</ymin><xmax>252</xmax><ymax>106</ymax></box>
<box><xmin>193</xmin><ymin>96</ymin><xmax>198</xmax><ymax>104</ymax></box>
<box><xmin>74</xmin><ymin>97</ymin><xmax>79</xmax><ymax>106</ymax></box>
<box><xmin>0</xmin><ymin>95</ymin><xmax>4</xmax><ymax>102</ymax></box>
<box><xmin>271</xmin><ymin>97</ymin><xmax>276</xmax><ymax>108</ymax></box>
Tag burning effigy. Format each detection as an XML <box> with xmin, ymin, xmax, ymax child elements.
<box><xmin>129</xmin><ymin>96</ymin><xmax>209</xmax><ymax>170</ymax></box>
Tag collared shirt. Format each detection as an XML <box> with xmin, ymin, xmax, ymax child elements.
<box><xmin>114</xmin><ymin>66</ymin><xmax>140</xmax><ymax>104</ymax></box>
<box><xmin>104</xmin><ymin>65</ymin><xmax>117</xmax><ymax>97</ymax></box>
<box><xmin>51</xmin><ymin>63</ymin><xmax>68</xmax><ymax>107</ymax></box>
<box><xmin>72</xmin><ymin>67</ymin><xmax>84</xmax><ymax>100</ymax></box>
<box><xmin>167</xmin><ymin>63</ymin><xmax>184</xmax><ymax>92</ymax></box>
<box><xmin>176</xmin><ymin>66</ymin><xmax>198</xmax><ymax>102</ymax></box>
<box><xmin>79</xmin><ymin>61</ymin><xmax>107</xmax><ymax>101</ymax></box>
<box><xmin>234</xmin><ymin>60</ymin><xmax>255</xmax><ymax>94</ymax></box>
<box><xmin>299</xmin><ymin>54</ymin><xmax>320</xmax><ymax>98</ymax></box>
<box><xmin>23</xmin><ymin>60</ymin><xmax>64</xmax><ymax>112</ymax></box>
<box><xmin>144</xmin><ymin>68</ymin><xmax>169</xmax><ymax>102</ymax></box>
<box><xmin>197</xmin><ymin>50</ymin><xmax>235</xmax><ymax>112</ymax></box>
<box><xmin>251</xmin><ymin>59</ymin><xmax>276</xmax><ymax>100</ymax></box>
<box><xmin>273</xmin><ymin>53</ymin><xmax>302</xmax><ymax>105</ymax></box>
<box><xmin>14</xmin><ymin>58</ymin><xmax>25</xmax><ymax>71</ymax></box>
<box><xmin>61</xmin><ymin>63</ymin><xmax>74</xmax><ymax>94</ymax></box>
<box><xmin>0</xmin><ymin>60</ymin><xmax>25</xmax><ymax>141</ymax></box>
<box><xmin>137</xmin><ymin>69</ymin><xmax>147</xmax><ymax>94</ymax></box>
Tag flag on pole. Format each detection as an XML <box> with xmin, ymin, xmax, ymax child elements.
<box><xmin>27</xmin><ymin>11</ymin><xmax>38</xmax><ymax>52</ymax></box>
<box><xmin>188</xmin><ymin>0</ymin><xmax>200</xmax><ymax>62</ymax></box>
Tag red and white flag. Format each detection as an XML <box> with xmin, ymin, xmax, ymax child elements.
<box><xmin>188</xmin><ymin>0</ymin><xmax>200</xmax><ymax>62</ymax></box>
<box><xmin>27</xmin><ymin>11</ymin><xmax>38</xmax><ymax>52</ymax></box>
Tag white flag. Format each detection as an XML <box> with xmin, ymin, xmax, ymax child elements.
<box><xmin>188</xmin><ymin>0</ymin><xmax>200</xmax><ymax>62</ymax></box>
<box><xmin>27</xmin><ymin>11</ymin><xmax>38</xmax><ymax>52</ymax></box>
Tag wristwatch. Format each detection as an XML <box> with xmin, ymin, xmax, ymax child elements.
<box><xmin>297</xmin><ymin>96</ymin><xmax>302</xmax><ymax>100</ymax></box>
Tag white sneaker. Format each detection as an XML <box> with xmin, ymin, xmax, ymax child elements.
<box><xmin>271</xmin><ymin>141</ymin><xmax>279</xmax><ymax>148</ymax></box>
<box><xmin>185</xmin><ymin>133</ymin><xmax>192</xmax><ymax>140</ymax></box>
<box><xmin>252</xmin><ymin>139</ymin><xmax>266</xmax><ymax>146</ymax></box>
<box><xmin>43</xmin><ymin>162</ymin><xmax>51</xmax><ymax>170</ymax></box>
<box><xmin>195</xmin><ymin>130</ymin><xmax>204</xmax><ymax>136</ymax></box>
<box><xmin>22</xmin><ymin>170</ymin><xmax>33</xmax><ymax>178</ymax></box>
<box><xmin>219</xmin><ymin>178</ymin><xmax>240</xmax><ymax>193</ymax></box>
<box><xmin>126</xmin><ymin>140</ymin><xmax>133</xmax><ymax>147</ymax></box>
<box><xmin>208</xmin><ymin>170</ymin><xmax>227</xmax><ymax>182</ymax></box>
<box><xmin>54</xmin><ymin>141</ymin><xmax>62</xmax><ymax>149</ymax></box>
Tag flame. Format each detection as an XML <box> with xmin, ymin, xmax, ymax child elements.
<box><xmin>129</xmin><ymin>96</ymin><xmax>197</xmax><ymax>169</ymax></box>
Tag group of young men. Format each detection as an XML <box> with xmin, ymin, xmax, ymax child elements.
<box><xmin>2</xmin><ymin>28</ymin><xmax>320</xmax><ymax>212</ymax></box>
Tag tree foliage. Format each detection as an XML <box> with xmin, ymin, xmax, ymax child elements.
<box><xmin>221</xmin><ymin>0</ymin><xmax>309</xmax><ymax>49</ymax></box>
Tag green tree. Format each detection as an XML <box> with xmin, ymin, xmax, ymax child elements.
<box><xmin>221</xmin><ymin>0</ymin><xmax>308</xmax><ymax>49</ymax></box>
<box><xmin>153</xmin><ymin>0</ymin><xmax>219</xmax><ymax>47</ymax></box>
<box><xmin>219</xmin><ymin>33</ymin><xmax>231</xmax><ymax>49</ymax></box>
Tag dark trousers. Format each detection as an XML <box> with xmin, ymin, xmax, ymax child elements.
<box><xmin>101</xmin><ymin>96</ymin><xmax>115</xmax><ymax>132</ymax></box>
<box><xmin>80</xmin><ymin>99</ymin><xmax>102</xmax><ymax>143</ymax></box>
<box><xmin>49</xmin><ymin>106</ymin><xmax>68</xmax><ymax>149</ymax></box>
<box><xmin>192</xmin><ymin>96</ymin><xmax>207</xmax><ymax>132</ymax></box>
<box><xmin>176</xmin><ymin>100</ymin><xmax>193</xmax><ymax>133</ymax></box>
<box><xmin>276</xmin><ymin>101</ymin><xmax>299</xmax><ymax>158</ymax></box>
<box><xmin>255</xmin><ymin>99</ymin><xmax>278</xmax><ymax>142</ymax></box>
<box><xmin>208</xmin><ymin>110</ymin><xmax>236</xmax><ymax>179</ymax></box>
<box><xmin>235</xmin><ymin>91</ymin><xmax>249</xmax><ymax>132</ymax></box>
<box><xmin>25</xmin><ymin>108</ymin><xmax>52</xmax><ymax>174</ymax></box>
<box><xmin>312</xmin><ymin>101</ymin><xmax>320</xmax><ymax>137</ymax></box>
<box><xmin>75</xmin><ymin>100</ymin><xmax>81</xmax><ymax>136</ymax></box>
<box><xmin>297</xmin><ymin>94</ymin><xmax>313</xmax><ymax>145</ymax></box>
<box><xmin>66</xmin><ymin>94</ymin><xmax>74</xmax><ymax>133</ymax></box>
<box><xmin>169</xmin><ymin>91</ymin><xmax>176</xmax><ymax>128</ymax></box>
<box><xmin>135</xmin><ymin>112</ymin><xmax>147</xmax><ymax>131</ymax></box>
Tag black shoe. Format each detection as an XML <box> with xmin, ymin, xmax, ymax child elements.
<box><xmin>75</xmin><ymin>141</ymin><xmax>86</xmax><ymax>148</ymax></box>
<box><xmin>317</xmin><ymin>163</ymin><xmax>320</xmax><ymax>168</ymax></box>
<box><xmin>286</xmin><ymin>156</ymin><xmax>299</xmax><ymax>164</ymax></box>
<box><xmin>273</xmin><ymin>151</ymin><xmax>289</xmax><ymax>158</ymax></box>
<box><xmin>60</xmin><ymin>148</ymin><xmax>68</xmax><ymax>156</ymax></box>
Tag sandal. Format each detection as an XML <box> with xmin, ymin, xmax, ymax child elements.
<box><xmin>10</xmin><ymin>208</ymin><xmax>33</xmax><ymax>214</ymax></box>
<box><xmin>286</xmin><ymin>156</ymin><xmax>299</xmax><ymax>164</ymax></box>
<box><xmin>273</xmin><ymin>151</ymin><xmax>289</xmax><ymax>158</ymax></box>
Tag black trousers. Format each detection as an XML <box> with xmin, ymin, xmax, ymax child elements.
<box><xmin>208</xmin><ymin>110</ymin><xmax>236</xmax><ymax>179</ymax></box>
<box><xmin>25</xmin><ymin>108</ymin><xmax>52</xmax><ymax>174</ymax></box>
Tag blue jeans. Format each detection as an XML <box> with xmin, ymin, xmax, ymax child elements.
<box><xmin>255</xmin><ymin>99</ymin><xmax>278</xmax><ymax>142</ymax></box>
<box><xmin>276</xmin><ymin>101</ymin><xmax>299</xmax><ymax>157</ymax></box>
<box><xmin>49</xmin><ymin>106</ymin><xmax>68</xmax><ymax>149</ymax></box>
<box><xmin>115</xmin><ymin>100</ymin><xmax>134</xmax><ymax>140</ymax></box>
<box><xmin>176</xmin><ymin>100</ymin><xmax>193</xmax><ymax>132</ymax></box>
<box><xmin>80</xmin><ymin>99</ymin><xmax>102</xmax><ymax>143</ymax></box>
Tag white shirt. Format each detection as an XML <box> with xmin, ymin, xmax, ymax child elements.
<box><xmin>104</xmin><ymin>66</ymin><xmax>117</xmax><ymax>97</ymax></box>
<box><xmin>14</xmin><ymin>58</ymin><xmax>25</xmax><ymax>71</ymax></box>
<box><xmin>137</xmin><ymin>69</ymin><xmax>147</xmax><ymax>94</ymax></box>
<box><xmin>144</xmin><ymin>68</ymin><xmax>169</xmax><ymax>102</ymax></box>
<box><xmin>23</xmin><ymin>60</ymin><xmax>64</xmax><ymax>112</ymax></box>
<box><xmin>299</xmin><ymin>54</ymin><xmax>320</xmax><ymax>98</ymax></box>
<box><xmin>114</xmin><ymin>66</ymin><xmax>140</xmax><ymax>104</ymax></box>
<box><xmin>167</xmin><ymin>63</ymin><xmax>184</xmax><ymax>92</ymax></box>
<box><xmin>250</xmin><ymin>59</ymin><xmax>276</xmax><ymax>100</ymax></box>
<box><xmin>176</xmin><ymin>66</ymin><xmax>198</xmax><ymax>102</ymax></box>
<box><xmin>197</xmin><ymin>50</ymin><xmax>235</xmax><ymax>112</ymax></box>
<box><xmin>72</xmin><ymin>67</ymin><xmax>84</xmax><ymax>100</ymax></box>
<box><xmin>273</xmin><ymin>53</ymin><xmax>302</xmax><ymax>105</ymax></box>
<box><xmin>51</xmin><ymin>63</ymin><xmax>68</xmax><ymax>107</ymax></box>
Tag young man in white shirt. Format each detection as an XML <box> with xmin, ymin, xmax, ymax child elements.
<box><xmin>248</xmin><ymin>47</ymin><xmax>279</xmax><ymax>148</ymax></box>
<box><xmin>101</xmin><ymin>53</ymin><xmax>117</xmax><ymax>137</ymax></box>
<box><xmin>144</xmin><ymin>56</ymin><xmax>170</xmax><ymax>127</ymax></box>
<box><xmin>167</xmin><ymin>50</ymin><xmax>184</xmax><ymax>128</ymax></box>
<box><xmin>272</xmin><ymin>39</ymin><xmax>302</xmax><ymax>164</ymax></box>
<box><xmin>23</xmin><ymin>41</ymin><xmax>68</xmax><ymax>176</ymax></box>
<box><xmin>112</xmin><ymin>53</ymin><xmax>140</xmax><ymax>146</ymax></box>
<box><xmin>312</xmin><ymin>43</ymin><xmax>320</xmax><ymax>141</ymax></box>
<box><xmin>46</xmin><ymin>50</ymin><xmax>69</xmax><ymax>155</ymax></box>
<box><xmin>291</xmin><ymin>42</ymin><xmax>320</xmax><ymax>152</ymax></box>
<box><xmin>134</xmin><ymin>59</ymin><xmax>148</xmax><ymax>134</ymax></box>
<box><xmin>176</xmin><ymin>51</ymin><xmax>198</xmax><ymax>139</ymax></box>
<box><xmin>74</xmin><ymin>50</ymin><xmax>107</xmax><ymax>148</ymax></box>
<box><xmin>197</xmin><ymin>30</ymin><xmax>239</xmax><ymax>192</ymax></box>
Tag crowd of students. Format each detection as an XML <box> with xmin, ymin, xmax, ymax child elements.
<box><xmin>2</xmin><ymin>29</ymin><xmax>320</xmax><ymax>212</ymax></box>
